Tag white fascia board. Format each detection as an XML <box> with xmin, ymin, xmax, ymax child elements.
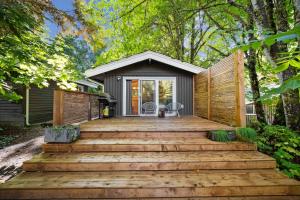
<box><xmin>85</xmin><ymin>51</ymin><xmax>205</xmax><ymax>77</ymax></box>
<box><xmin>75</xmin><ymin>79</ymin><xmax>100</xmax><ymax>88</ymax></box>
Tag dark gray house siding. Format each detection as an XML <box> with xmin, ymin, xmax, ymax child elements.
<box><xmin>94</xmin><ymin>60</ymin><xmax>194</xmax><ymax>116</ymax></box>
<box><xmin>28</xmin><ymin>83</ymin><xmax>56</xmax><ymax>124</ymax></box>
<box><xmin>0</xmin><ymin>99</ymin><xmax>24</xmax><ymax>127</ymax></box>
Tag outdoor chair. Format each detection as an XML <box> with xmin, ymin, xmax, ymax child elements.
<box><xmin>166</xmin><ymin>102</ymin><xmax>183</xmax><ymax>117</ymax></box>
<box><xmin>142</xmin><ymin>102</ymin><xmax>157</xmax><ymax>114</ymax></box>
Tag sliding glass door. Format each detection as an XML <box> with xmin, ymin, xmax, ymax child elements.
<box><xmin>123</xmin><ymin>77</ymin><xmax>176</xmax><ymax>116</ymax></box>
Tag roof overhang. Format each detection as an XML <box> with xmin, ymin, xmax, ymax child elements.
<box><xmin>85</xmin><ymin>51</ymin><xmax>205</xmax><ymax>77</ymax></box>
<box><xmin>75</xmin><ymin>79</ymin><xmax>102</xmax><ymax>88</ymax></box>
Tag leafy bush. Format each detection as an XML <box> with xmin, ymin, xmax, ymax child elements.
<box><xmin>257</xmin><ymin>125</ymin><xmax>300</xmax><ymax>178</ymax></box>
<box><xmin>236</xmin><ymin>127</ymin><xmax>257</xmax><ymax>142</ymax></box>
<box><xmin>247</xmin><ymin>119</ymin><xmax>264</xmax><ymax>133</ymax></box>
<box><xmin>0</xmin><ymin>135</ymin><xmax>16</xmax><ymax>149</ymax></box>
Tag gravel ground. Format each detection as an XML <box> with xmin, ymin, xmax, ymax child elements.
<box><xmin>0</xmin><ymin>126</ymin><xmax>45</xmax><ymax>183</ymax></box>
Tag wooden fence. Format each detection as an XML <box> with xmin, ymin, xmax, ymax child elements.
<box><xmin>53</xmin><ymin>90</ymin><xmax>100</xmax><ymax>125</ymax></box>
<box><xmin>194</xmin><ymin>50</ymin><xmax>246</xmax><ymax>127</ymax></box>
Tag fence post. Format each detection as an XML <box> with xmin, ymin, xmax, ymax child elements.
<box><xmin>53</xmin><ymin>90</ymin><xmax>64</xmax><ymax>125</ymax></box>
<box><xmin>234</xmin><ymin>50</ymin><xmax>246</xmax><ymax>127</ymax></box>
<box><xmin>88</xmin><ymin>95</ymin><xmax>91</xmax><ymax>121</ymax></box>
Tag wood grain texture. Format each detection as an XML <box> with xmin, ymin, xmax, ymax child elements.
<box><xmin>53</xmin><ymin>90</ymin><xmax>100</xmax><ymax>125</ymax></box>
<box><xmin>79</xmin><ymin>116</ymin><xmax>235</xmax><ymax>132</ymax></box>
<box><xmin>194</xmin><ymin>51</ymin><xmax>246</xmax><ymax>127</ymax></box>
<box><xmin>1</xmin><ymin>170</ymin><xmax>299</xmax><ymax>199</ymax></box>
<box><xmin>43</xmin><ymin>138</ymin><xmax>257</xmax><ymax>152</ymax></box>
<box><xmin>22</xmin><ymin>151</ymin><xmax>276</xmax><ymax>171</ymax></box>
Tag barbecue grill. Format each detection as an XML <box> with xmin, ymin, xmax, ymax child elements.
<box><xmin>98</xmin><ymin>93</ymin><xmax>117</xmax><ymax>118</ymax></box>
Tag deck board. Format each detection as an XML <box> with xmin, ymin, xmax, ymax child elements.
<box><xmin>0</xmin><ymin>170</ymin><xmax>299</xmax><ymax>199</ymax></box>
<box><xmin>80</xmin><ymin>116</ymin><xmax>235</xmax><ymax>132</ymax></box>
<box><xmin>43</xmin><ymin>138</ymin><xmax>257</xmax><ymax>152</ymax></box>
<box><xmin>22</xmin><ymin>151</ymin><xmax>276</xmax><ymax>171</ymax></box>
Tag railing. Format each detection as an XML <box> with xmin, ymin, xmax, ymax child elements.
<box><xmin>53</xmin><ymin>90</ymin><xmax>100</xmax><ymax>125</ymax></box>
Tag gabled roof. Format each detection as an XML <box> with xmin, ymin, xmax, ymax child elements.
<box><xmin>85</xmin><ymin>51</ymin><xmax>205</xmax><ymax>77</ymax></box>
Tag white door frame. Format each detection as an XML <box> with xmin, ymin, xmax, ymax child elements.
<box><xmin>122</xmin><ymin>76</ymin><xmax>177</xmax><ymax>116</ymax></box>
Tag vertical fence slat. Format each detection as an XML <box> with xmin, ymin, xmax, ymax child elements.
<box><xmin>207</xmin><ymin>68</ymin><xmax>211</xmax><ymax>120</ymax></box>
<box><xmin>234</xmin><ymin>50</ymin><xmax>246</xmax><ymax>127</ymax></box>
<box><xmin>53</xmin><ymin>90</ymin><xmax>64</xmax><ymax>126</ymax></box>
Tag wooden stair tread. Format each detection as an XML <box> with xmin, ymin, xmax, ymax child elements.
<box><xmin>0</xmin><ymin>170</ymin><xmax>299</xmax><ymax>199</ymax></box>
<box><xmin>1</xmin><ymin>170</ymin><xmax>299</xmax><ymax>188</ymax></box>
<box><xmin>80</xmin><ymin>131</ymin><xmax>208</xmax><ymax>139</ymax></box>
<box><xmin>73</xmin><ymin>138</ymin><xmax>250</xmax><ymax>145</ymax></box>
<box><xmin>25</xmin><ymin>151</ymin><xmax>274</xmax><ymax>163</ymax></box>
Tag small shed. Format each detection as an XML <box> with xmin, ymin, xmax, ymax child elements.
<box><xmin>85</xmin><ymin>50</ymin><xmax>245</xmax><ymax>126</ymax></box>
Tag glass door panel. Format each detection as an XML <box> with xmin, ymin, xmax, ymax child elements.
<box><xmin>159</xmin><ymin>80</ymin><xmax>173</xmax><ymax>106</ymax></box>
<box><xmin>126</xmin><ymin>79</ymin><xmax>139</xmax><ymax>115</ymax></box>
<box><xmin>141</xmin><ymin>80</ymin><xmax>156</xmax><ymax>115</ymax></box>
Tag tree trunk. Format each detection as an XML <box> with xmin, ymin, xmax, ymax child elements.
<box><xmin>273</xmin><ymin>0</ymin><xmax>300</xmax><ymax>130</ymax></box>
<box><xmin>252</xmin><ymin>0</ymin><xmax>300</xmax><ymax>130</ymax></box>
<box><xmin>246</xmin><ymin>49</ymin><xmax>267</xmax><ymax>124</ymax></box>
<box><xmin>272</xmin><ymin>97</ymin><xmax>286</xmax><ymax>126</ymax></box>
<box><xmin>245</xmin><ymin>4</ymin><xmax>267</xmax><ymax>123</ymax></box>
<box><xmin>190</xmin><ymin>17</ymin><xmax>196</xmax><ymax>64</ymax></box>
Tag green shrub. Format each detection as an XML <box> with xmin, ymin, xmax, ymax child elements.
<box><xmin>0</xmin><ymin>135</ymin><xmax>16</xmax><ymax>149</ymax></box>
<box><xmin>236</xmin><ymin>127</ymin><xmax>257</xmax><ymax>142</ymax></box>
<box><xmin>257</xmin><ymin>125</ymin><xmax>300</xmax><ymax>178</ymax></box>
<box><xmin>247</xmin><ymin>119</ymin><xmax>264</xmax><ymax>133</ymax></box>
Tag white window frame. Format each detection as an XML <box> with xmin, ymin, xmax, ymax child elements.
<box><xmin>122</xmin><ymin>76</ymin><xmax>177</xmax><ymax>116</ymax></box>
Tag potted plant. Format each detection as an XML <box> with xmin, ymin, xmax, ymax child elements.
<box><xmin>44</xmin><ymin>125</ymin><xmax>80</xmax><ymax>143</ymax></box>
<box><xmin>208</xmin><ymin>130</ymin><xmax>236</xmax><ymax>142</ymax></box>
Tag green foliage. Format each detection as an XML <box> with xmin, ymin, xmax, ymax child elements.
<box><xmin>0</xmin><ymin>2</ymin><xmax>83</xmax><ymax>101</ymax></box>
<box><xmin>257</xmin><ymin>125</ymin><xmax>300</xmax><ymax>178</ymax></box>
<box><xmin>247</xmin><ymin>119</ymin><xmax>265</xmax><ymax>132</ymax></box>
<box><xmin>238</xmin><ymin>26</ymin><xmax>300</xmax><ymax>51</ymax></box>
<box><xmin>236</xmin><ymin>127</ymin><xmax>257</xmax><ymax>142</ymax></box>
<box><xmin>0</xmin><ymin>135</ymin><xmax>16</xmax><ymax>149</ymax></box>
<box><xmin>209</xmin><ymin>130</ymin><xmax>234</xmax><ymax>142</ymax></box>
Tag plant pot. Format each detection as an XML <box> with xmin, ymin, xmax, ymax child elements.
<box><xmin>44</xmin><ymin>126</ymin><xmax>80</xmax><ymax>143</ymax></box>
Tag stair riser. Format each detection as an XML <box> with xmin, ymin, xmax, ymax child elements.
<box><xmin>80</xmin><ymin>131</ymin><xmax>207</xmax><ymax>139</ymax></box>
<box><xmin>43</xmin><ymin>144</ymin><xmax>257</xmax><ymax>153</ymax></box>
<box><xmin>1</xmin><ymin>186</ymin><xmax>299</xmax><ymax>199</ymax></box>
<box><xmin>23</xmin><ymin>161</ymin><xmax>276</xmax><ymax>171</ymax></box>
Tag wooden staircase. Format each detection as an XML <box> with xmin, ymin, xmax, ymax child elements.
<box><xmin>0</xmin><ymin>129</ymin><xmax>300</xmax><ymax>199</ymax></box>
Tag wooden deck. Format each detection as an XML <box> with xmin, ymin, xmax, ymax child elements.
<box><xmin>80</xmin><ymin>116</ymin><xmax>235</xmax><ymax>132</ymax></box>
<box><xmin>1</xmin><ymin>116</ymin><xmax>300</xmax><ymax>199</ymax></box>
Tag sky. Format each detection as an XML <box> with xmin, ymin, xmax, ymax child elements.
<box><xmin>46</xmin><ymin>0</ymin><xmax>75</xmax><ymax>37</ymax></box>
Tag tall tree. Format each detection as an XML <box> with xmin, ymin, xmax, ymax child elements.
<box><xmin>251</xmin><ymin>0</ymin><xmax>300</xmax><ymax>130</ymax></box>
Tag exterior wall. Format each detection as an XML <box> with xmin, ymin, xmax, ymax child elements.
<box><xmin>0</xmin><ymin>99</ymin><xmax>24</xmax><ymax>127</ymax></box>
<box><xmin>28</xmin><ymin>82</ymin><xmax>56</xmax><ymax>124</ymax></box>
<box><xmin>96</xmin><ymin>60</ymin><xmax>194</xmax><ymax>116</ymax></box>
<box><xmin>194</xmin><ymin>51</ymin><xmax>246</xmax><ymax>127</ymax></box>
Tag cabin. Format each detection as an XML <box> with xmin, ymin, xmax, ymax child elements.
<box><xmin>82</xmin><ymin>51</ymin><xmax>245</xmax><ymax>127</ymax></box>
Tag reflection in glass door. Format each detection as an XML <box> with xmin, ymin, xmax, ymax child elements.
<box><xmin>123</xmin><ymin>77</ymin><xmax>176</xmax><ymax>116</ymax></box>
<box><xmin>125</xmin><ymin>79</ymin><xmax>139</xmax><ymax>115</ymax></box>
<box><xmin>141</xmin><ymin>80</ymin><xmax>156</xmax><ymax>115</ymax></box>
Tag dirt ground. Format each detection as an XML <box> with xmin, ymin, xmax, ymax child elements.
<box><xmin>0</xmin><ymin>126</ymin><xmax>45</xmax><ymax>183</ymax></box>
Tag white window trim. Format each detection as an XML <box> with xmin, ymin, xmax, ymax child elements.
<box><xmin>122</xmin><ymin>76</ymin><xmax>177</xmax><ymax>116</ymax></box>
